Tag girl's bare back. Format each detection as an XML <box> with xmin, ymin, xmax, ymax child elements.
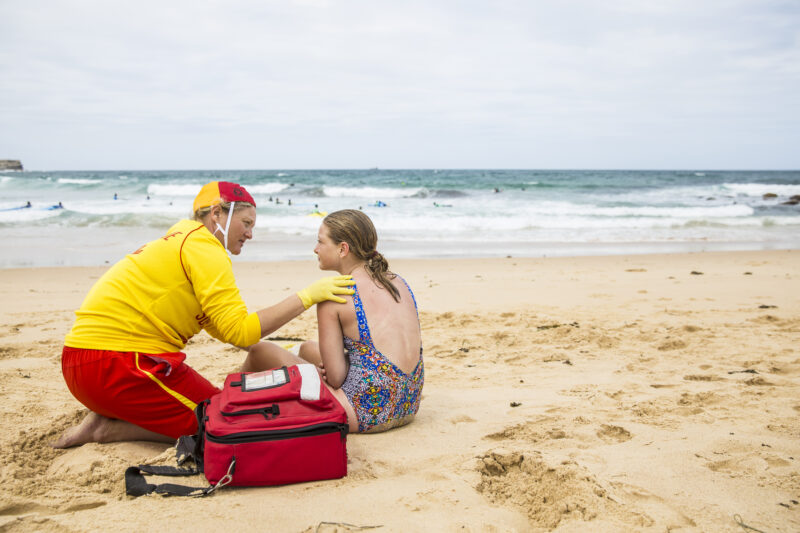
<box><xmin>337</xmin><ymin>270</ymin><xmax>421</xmax><ymax>374</ymax></box>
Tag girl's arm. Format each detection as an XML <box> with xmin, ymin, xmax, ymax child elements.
<box><xmin>317</xmin><ymin>300</ymin><xmax>348</xmax><ymax>388</ymax></box>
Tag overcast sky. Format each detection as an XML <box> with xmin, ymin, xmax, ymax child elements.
<box><xmin>1</xmin><ymin>1</ymin><xmax>798</xmax><ymax>170</ymax></box>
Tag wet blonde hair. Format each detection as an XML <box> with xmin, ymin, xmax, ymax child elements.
<box><xmin>192</xmin><ymin>200</ymin><xmax>255</xmax><ymax>221</ymax></box>
<box><xmin>323</xmin><ymin>209</ymin><xmax>400</xmax><ymax>302</ymax></box>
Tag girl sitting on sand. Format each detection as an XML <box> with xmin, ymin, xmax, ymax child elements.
<box><xmin>244</xmin><ymin>209</ymin><xmax>424</xmax><ymax>433</ymax></box>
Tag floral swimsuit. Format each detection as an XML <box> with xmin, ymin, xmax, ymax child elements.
<box><xmin>341</xmin><ymin>277</ymin><xmax>424</xmax><ymax>433</ymax></box>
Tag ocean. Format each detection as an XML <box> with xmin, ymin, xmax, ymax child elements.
<box><xmin>1</xmin><ymin>169</ymin><xmax>799</xmax><ymax>268</ymax></box>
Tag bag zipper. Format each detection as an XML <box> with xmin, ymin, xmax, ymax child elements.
<box><xmin>206</xmin><ymin>422</ymin><xmax>348</xmax><ymax>444</ymax></box>
<box><xmin>220</xmin><ymin>404</ymin><xmax>280</xmax><ymax>419</ymax></box>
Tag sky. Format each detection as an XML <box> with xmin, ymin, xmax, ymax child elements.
<box><xmin>1</xmin><ymin>0</ymin><xmax>798</xmax><ymax>170</ymax></box>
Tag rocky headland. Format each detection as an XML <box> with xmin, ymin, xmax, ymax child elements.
<box><xmin>0</xmin><ymin>160</ymin><xmax>23</xmax><ymax>170</ymax></box>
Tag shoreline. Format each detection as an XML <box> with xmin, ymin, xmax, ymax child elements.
<box><xmin>1</xmin><ymin>250</ymin><xmax>798</xmax><ymax>531</ymax></box>
<box><xmin>3</xmin><ymin>221</ymin><xmax>799</xmax><ymax>268</ymax></box>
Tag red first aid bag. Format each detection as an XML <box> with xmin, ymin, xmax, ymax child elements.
<box><xmin>125</xmin><ymin>364</ymin><xmax>349</xmax><ymax>496</ymax></box>
<box><xmin>202</xmin><ymin>365</ymin><xmax>349</xmax><ymax>486</ymax></box>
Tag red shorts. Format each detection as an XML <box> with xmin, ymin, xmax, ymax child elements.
<box><xmin>61</xmin><ymin>346</ymin><xmax>221</xmax><ymax>439</ymax></box>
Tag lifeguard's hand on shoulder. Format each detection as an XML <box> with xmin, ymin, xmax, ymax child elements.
<box><xmin>296</xmin><ymin>275</ymin><xmax>355</xmax><ymax>309</ymax></box>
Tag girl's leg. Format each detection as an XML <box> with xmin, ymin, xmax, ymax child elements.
<box><xmin>242</xmin><ymin>341</ymin><xmax>307</xmax><ymax>372</ymax></box>
<box><xmin>327</xmin><ymin>385</ymin><xmax>359</xmax><ymax>433</ymax></box>
<box><xmin>298</xmin><ymin>341</ymin><xmax>322</xmax><ymax>366</ymax></box>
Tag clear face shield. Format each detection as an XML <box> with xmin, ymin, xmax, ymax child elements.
<box><xmin>213</xmin><ymin>201</ymin><xmax>236</xmax><ymax>254</ymax></box>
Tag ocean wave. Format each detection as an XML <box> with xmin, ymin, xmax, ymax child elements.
<box><xmin>147</xmin><ymin>181</ymin><xmax>291</xmax><ymax>197</ymax></box>
<box><xmin>0</xmin><ymin>206</ymin><xmax>64</xmax><ymax>224</ymax></box>
<box><xmin>147</xmin><ymin>183</ymin><xmax>205</xmax><ymax>196</ymax></box>
<box><xmin>57</xmin><ymin>178</ymin><xmax>103</xmax><ymax>185</ymax></box>
<box><xmin>430</xmin><ymin>189</ymin><xmax>469</xmax><ymax>198</ymax></box>
<box><xmin>528</xmin><ymin>202</ymin><xmax>754</xmax><ymax>218</ymax></box>
<box><xmin>250</xmin><ymin>210</ymin><xmax>800</xmax><ymax>239</ymax></box>
<box><xmin>322</xmin><ymin>186</ymin><xmax>425</xmax><ymax>199</ymax></box>
<box><xmin>678</xmin><ymin>217</ymin><xmax>800</xmax><ymax>228</ymax></box>
<box><xmin>722</xmin><ymin>183</ymin><xmax>800</xmax><ymax>197</ymax></box>
<box><xmin>246</xmin><ymin>182</ymin><xmax>291</xmax><ymax>194</ymax></box>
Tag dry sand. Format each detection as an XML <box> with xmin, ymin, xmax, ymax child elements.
<box><xmin>0</xmin><ymin>250</ymin><xmax>798</xmax><ymax>532</ymax></box>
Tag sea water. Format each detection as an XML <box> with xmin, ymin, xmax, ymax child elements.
<box><xmin>1</xmin><ymin>169</ymin><xmax>799</xmax><ymax>267</ymax></box>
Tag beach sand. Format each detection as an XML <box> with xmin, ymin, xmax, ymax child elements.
<box><xmin>0</xmin><ymin>250</ymin><xmax>798</xmax><ymax>532</ymax></box>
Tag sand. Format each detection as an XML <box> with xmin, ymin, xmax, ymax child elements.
<box><xmin>0</xmin><ymin>250</ymin><xmax>798</xmax><ymax>532</ymax></box>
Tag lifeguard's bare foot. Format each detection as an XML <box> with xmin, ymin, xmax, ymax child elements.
<box><xmin>52</xmin><ymin>413</ymin><xmax>173</xmax><ymax>448</ymax></box>
<box><xmin>51</xmin><ymin>412</ymin><xmax>108</xmax><ymax>448</ymax></box>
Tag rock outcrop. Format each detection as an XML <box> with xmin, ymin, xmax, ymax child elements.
<box><xmin>0</xmin><ymin>160</ymin><xmax>23</xmax><ymax>170</ymax></box>
<box><xmin>781</xmin><ymin>195</ymin><xmax>800</xmax><ymax>206</ymax></box>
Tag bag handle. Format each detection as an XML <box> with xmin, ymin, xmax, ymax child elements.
<box><xmin>125</xmin><ymin>458</ymin><xmax>236</xmax><ymax>498</ymax></box>
<box><xmin>126</xmin><ymin>399</ymin><xmax>221</xmax><ymax>498</ymax></box>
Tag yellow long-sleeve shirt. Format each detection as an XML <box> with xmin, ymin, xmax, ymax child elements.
<box><xmin>64</xmin><ymin>219</ymin><xmax>262</xmax><ymax>353</ymax></box>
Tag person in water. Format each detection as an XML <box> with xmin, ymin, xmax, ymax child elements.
<box><xmin>244</xmin><ymin>209</ymin><xmax>424</xmax><ymax>433</ymax></box>
<box><xmin>54</xmin><ymin>181</ymin><xmax>354</xmax><ymax>448</ymax></box>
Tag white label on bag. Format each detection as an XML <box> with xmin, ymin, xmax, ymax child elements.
<box><xmin>297</xmin><ymin>364</ymin><xmax>321</xmax><ymax>401</ymax></box>
<box><xmin>243</xmin><ymin>369</ymin><xmax>287</xmax><ymax>391</ymax></box>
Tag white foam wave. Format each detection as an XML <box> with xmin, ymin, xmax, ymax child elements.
<box><xmin>722</xmin><ymin>183</ymin><xmax>800</xmax><ymax>197</ymax></box>
<box><xmin>57</xmin><ymin>178</ymin><xmax>102</xmax><ymax>185</ymax></box>
<box><xmin>147</xmin><ymin>183</ymin><xmax>204</xmax><ymax>196</ymax></box>
<box><xmin>528</xmin><ymin>202</ymin><xmax>753</xmax><ymax>218</ymax></box>
<box><xmin>0</xmin><ymin>208</ymin><xmax>62</xmax><ymax>223</ymax></box>
<box><xmin>147</xmin><ymin>182</ymin><xmax>288</xmax><ymax>197</ymax></box>
<box><xmin>322</xmin><ymin>186</ymin><xmax>424</xmax><ymax>199</ymax></box>
<box><xmin>246</xmin><ymin>182</ymin><xmax>289</xmax><ymax>194</ymax></box>
<box><xmin>251</xmin><ymin>209</ymin><xmax>800</xmax><ymax>241</ymax></box>
<box><xmin>60</xmin><ymin>200</ymin><xmax>186</xmax><ymax>216</ymax></box>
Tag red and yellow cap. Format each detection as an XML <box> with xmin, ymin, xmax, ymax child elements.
<box><xmin>193</xmin><ymin>181</ymin><xmax>256</xmax><ymax>212</ymax></box>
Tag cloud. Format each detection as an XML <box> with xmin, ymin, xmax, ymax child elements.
<box><xmin>0</xmin><ymin>0</ymin><xmax>798</xmax><ymax>169</ymax></box>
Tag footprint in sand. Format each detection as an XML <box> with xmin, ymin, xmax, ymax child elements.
<box><xmin>59</xmin><ymin>500</ymin><xmax>107</xmax><ymax>513</ymax></box>
<box><xmin>0</xmin><ymin>345</ymin><xmax>21</xmax><ymax>359</ymax></box>
<box><xmin>0</xmin><ymin>502</ymin><xmax>53</xmax><ymax>517</ymax></box>
<box><xmin>657</xmin><ymin>339</ymin><xmax>687</xmax><ymax>351</ymax></box>
<box><xmin>483</xmin><ymin>418</ymin><xmax>569</xmax><ymax>443</ymax></box>
<box><xmin>683</xmin><ymin>374</ymin><xmax>720</xmax><ymax>382</ymax></box>
<box><xmin>596</xmin><ymin>424</ymin><xmax>632</xmax><ymax>443</ymax></box>
<box><xmin>449</xmin><ymin>415</ymin><xmax>476</xmax><ymax>424</ymax></box>
<box><xmin>678</xmin><ymin>391</ymin><xmax>724</xmax><ymax>408</ymax></box>
<box><xmin>613</xmin><ymin>483</ymin><xmax>697</xmax><ymax>529</ymax></box>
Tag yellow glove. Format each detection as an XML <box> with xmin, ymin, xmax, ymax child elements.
<box><xmin>297</xmin><ymin>275</ymin><xmax>355</xmax><ymax>309</ymax></box>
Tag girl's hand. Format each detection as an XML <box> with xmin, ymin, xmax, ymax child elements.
<box><xmin>317</xmin><ymin>362</ymin><xmax>328</xmax><ymax>382</ymax></box>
